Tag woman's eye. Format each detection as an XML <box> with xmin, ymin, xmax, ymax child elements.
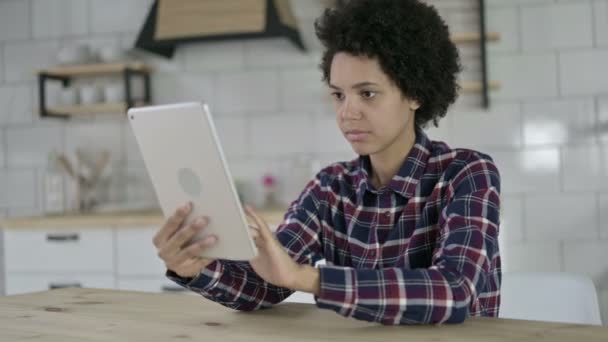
<box><xmin>361</xmin><ymin>91</ymin><xmax>376</xmax><ymax>99</ymax></box>
<box><xmin>331</xmin><ymin>92</ymin><xmax>344</xmax><ymax>101</ymax></box>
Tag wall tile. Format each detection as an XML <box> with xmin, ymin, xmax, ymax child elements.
<box><xmin>214</xmin><ymin>116</ymin><xmax>249</xmax><ymax>159</ymax></box>
<box><xmin>151</xmin><ymin>73</ymin><xmax>215</xmax><ymax>109</ymax></box>
<box><xmin>0</xmin><ymin>130</ymin><xmax>5</xmax><ymax>168</ymax></box>
<box><xmin>0</xmin><ymin>0</ymin><xmax>30</xmax><ymax>42</ymax></box>
<box><xmin>487</xmin><ymin>7</ymin><xmax>520</xmax><ymax>53</ymax></box>
<box><xmin>0</xmin><ymin>168</ymin><xmax>37</xmax><ymax>207</ymax></box>
<box><xmin>525</xmin><ymin>194</ymin><xmax>598</xmax><ymax>240</ymax></box>
<box><xmin>181</xmin><ymin>41</ymin><xmax>245</xmax><ymax>72</ymax></box>
<box><xmin>490</xmin><ymin>54</ymin><xmax>558</xmax><ymax>100</ymax></box>
<box><xmin>280</xmin><ymin>68</ymin><xmax>330</xmax><ymax>112</ymax></box>
<box><xmin>521</xmin><ymin>3</ymin><xmax>593</xmax><ymax>51</ymax></box>
<box><xmin>90</xmin><ymin>0</ymin><xmax>151</xmax><ymax>34</ymax></box>
<box><xmin>6</xmin><ymin>125</ymin><xmax>63</xmax><ymax>167</ymax></box>
<box><xmin>216</xmin><ymin>71</ymin><xmax>279</xmax><ymax>113</ymax></box>
<box><xmin>3</xmin><ymin>41</ymin><xmax>59</xmax><ymax>82</ymax></box>
<box><xmin>564</xmin><ymin>241</ymin><xmax>608</xmax><ymax>283</ymax></box>
<box><xmin>522</xmin><ymin>99</ymin><xmax>596</xmax><ymax>146</ymax></box>
<box><xmin>450</xmin><ymin>103</ymin><xmax>522</xmax><ymax>149</ymax></box>
<box><xmin>32</xmin><ymin>0</ymin><xmax>88</xmax><ymax>39</ymax></box>
<box><xmin>598</xmin><ymin>96</ymin><xmax>608</xmax><ymax>143</ymax></box>
<box><xmin>506</xmin><ymin>241</ymin><xmax>562</xmax><ymax>273</ymax></box>
<box><xmin>250</xmin><ymin>115</ymin><xmax>316</xmax><ymax>156</ymax></box>
<box><xmin>562</xmin><ymin>144</ymin><xmax>608</xmax><ymax>191</ymax></box>
<box><xmin>594</xmin><ymin>0</ymin><xmax>608</xmax><ymax>47</ymax></box>
<box><xmin>244</xmin><ymin>38</ymin><xmax>317</xmax><ymax>68</ymax></box>
<box><xmin>560</xmin><ymin>50</ymin><xmax>608</xmax><ymax>95</ymax></box>
<box><xmin>600</xmin><ymin>194</ymin><xmax>608</xmax><ymax>239</ymax></box>
<box><xmin>489</xmin><ymin>148</ymin><xmax>560</xmax><ymax>194</ymax></box>
<box><xmin>0</xmin><ymin>85</ymin><xmax>33</xmax><ymax>125</ymax></box>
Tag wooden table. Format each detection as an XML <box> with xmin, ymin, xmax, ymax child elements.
<box><xmin>0</xmin><ymin>288</ymin><xmax>606</xmax><ymax>341</ymax></box>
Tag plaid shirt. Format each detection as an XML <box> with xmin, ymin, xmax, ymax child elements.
<box><xmin>168</xmin><ymin>127</ymin><xmax>501</xmax><ymax>325</ymax></box>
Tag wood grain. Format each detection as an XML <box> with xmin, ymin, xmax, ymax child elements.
<box><xmin>0</xmin><ymin>209</ymin><xmax>287</xmax><ymax>230</ymax></box>
<box><xmin>0</xmin><ymin>288</ymin><xmax>606</xmax><ymax>341</ymax></box>
<box><xmin>155</xmin><ymin>0</ymin><xmax>267</xmax><ymax>39</ymax></box>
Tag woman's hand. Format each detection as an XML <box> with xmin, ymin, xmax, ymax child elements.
<box><xmin>153</xmin><ymin>202</ymin><xmax>218</xmax><ymax>278</ymax></box>
<box><xmin>245</xmin><ymin>206</ymin><xmax>320</xmax><ymax>294</ymax></box>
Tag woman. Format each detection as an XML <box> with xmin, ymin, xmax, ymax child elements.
<box><xmin>153</xmin><ymin>0</ymin><xmax>501</xmax><ymax>325</ymax></box>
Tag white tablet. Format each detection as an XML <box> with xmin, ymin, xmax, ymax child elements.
<box><xmin>128</xmin><ymin>102</ymin><xmax>257</xmax><ymax>260</ymax></box>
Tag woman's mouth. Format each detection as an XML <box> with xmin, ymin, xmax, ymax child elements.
<box><xmin>345</xmin><ymin>130</ymin><xmax>370</xmax><ymax>142</ymax></box>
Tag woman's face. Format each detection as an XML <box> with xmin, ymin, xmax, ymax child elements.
<box><xmin>329</xmin><ymin>52</ymin><xmax>419</xmax><ymax>157</ymax></box>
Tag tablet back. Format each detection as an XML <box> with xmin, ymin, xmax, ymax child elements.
<box><xmin>128</xmin><ymin>102</ymin><xmax>257</xmax><ymax>260</ymax></box>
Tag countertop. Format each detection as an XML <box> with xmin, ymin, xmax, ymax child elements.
<box><xmin>0</xmin><ymin>288</ymin><xmax>607</xmax><ymax>341</ymax></box>
<box><xmin>0</xmin><ymin>208</ymin><xmax>287</xmax><ymax>230</ymax></box>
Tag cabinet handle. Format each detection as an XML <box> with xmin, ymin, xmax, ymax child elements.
<box><xmin>161</xmin><ymin>285</ymin><xmax>186</xmax><ymax>293</ymax></box>
<box><xmin>46</xmin><ymin>233</ymin><xmax>80</xmax><ymax>242</ymax></box>
<box><xmin>49</xmin><ymin>282</ymin><xmax>82</xmax><ymax>289</ymax></box>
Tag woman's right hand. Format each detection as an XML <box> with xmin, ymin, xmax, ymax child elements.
<box><xmin>152</xmin><ymin>202</ymin><xmax>218</xmax><ymax>278</ymax></box>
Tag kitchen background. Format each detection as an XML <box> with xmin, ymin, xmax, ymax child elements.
<box><xmin>0</xmin><ymin>0</ymin><xmax>607</xmax><ymax>324</ymax></box>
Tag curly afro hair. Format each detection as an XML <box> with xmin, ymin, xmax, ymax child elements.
<box><xmin>315</xmin><ymin>0</ymin><xmax>462</xmax><ymax>128</ymax></box>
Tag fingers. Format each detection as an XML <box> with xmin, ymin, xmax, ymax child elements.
<box><xmin>244</xmin><ymin>205</ymin><xmax>272</xmax><ymax>241</ymax></box>
<box><xmin>153</xmin><ymin>202</ymin><xmax>192</xmax><ymax>248</ymax></box>
<box><xmin>249</xmin><ymin>225</ymin><xmax>262</xmax><ymax>248</ymax></box>
<box><xmin>168</xmin><ymin>235</ymin><xmax>218</xmax><ymax>269</ymax></box>
<box><xmin>161</xmin><ymin>216</ymin><xmax>209</xmax><ymax>257</ymax></box>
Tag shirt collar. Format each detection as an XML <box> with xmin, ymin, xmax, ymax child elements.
<box><xmin>355</xmin><ymin>126</ymin><xmax>432</xmax><ymax>201</ymax></box>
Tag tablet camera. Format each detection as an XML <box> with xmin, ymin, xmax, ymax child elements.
<box><xmin>178</xmin><ymin>167</ymin><xmax>202</xmax><ymax>197</ymax></box>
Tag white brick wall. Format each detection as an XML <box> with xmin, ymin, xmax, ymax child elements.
<box><xmin>507</xmin><ymin>241</ymin><xmax>562</xmax><ymax>272</ymax></box>
<box><xmin>522</xmin><ymin>99</ymin><xmax>596</xmax><ymax>146</ymax></box>
<box><xmin>490</xmin><ymin>54</ymin><xmax>558</xmax><ymax>99</ymax></box>
<box><xmin>6</xmin><ymin>125</ymin><xmax>64</xmax><ymax>167</ymax></box>
<box><xmin>521</xmin><ymin>3</ymin><xmax>593</xmax><ymax>51</ymax></box>
<box><xmin>0</xmin><ymin>169</ymin><xmax>37</xmax><ymax>208</ymax></box>
<box><xmin>32</xmin><ymin>0</ymin><xmax>88</xmax><ymax>39</ymax></box>
<box><xmin>489</xmin><ymin>148</ymin><xmax>560</xmax><ymax>194</ymax></box>
<box><xmin>564</xmin><ymin>241</ymin><xmax>608</xmax><ymax>281</ymax></box>
<box><xmin>0</xmin><ymin>0</ymin><xmax>30</xmax><ymax>42</ymax></box>
<box><xmin>0</xmin><ymin>0</ymin><xmax>608</xmax><ymax>324</ymax></box>
<box><xmin>595</xmin><ymin>0</ymin><xmax>608</xmax><ymax>47</ymax></box>
<box><xmin>525</xmin><ymin>194</ymin><xmax>599</xmax><ymax>240</ymax></box>
<box><xmin>216</xmin><ymin>71</ymin><xmax>280</xmax><ymax>113</ymax></box>
<box><xmin>560</xmin><ymin>50</ymin><xmax>608</xmax><ymax>95</ymax></box>
<box><xmin>3</xmin><ymin>41</ymin><xmax>59</xmax><ymax>82</ymax></box>
<box><xmin>0</xmin><ymin>85</ymin><xmax>33</xmax><ymax>125</ymax></box>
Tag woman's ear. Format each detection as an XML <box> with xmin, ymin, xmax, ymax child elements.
<box><xmin>409</xmin><ymin>99</ymin><xmax>421</xmax><ymax>111</ymax></box>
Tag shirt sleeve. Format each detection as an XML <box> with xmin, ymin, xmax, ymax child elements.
<box><xmin>166</xmin><ymin>173</ymin><xmax>326</xmax><ymax>311</ymax></box>
<box><xmin>315</xmin><ymin>154</ymin><xmax>501</xmax><ymax>325</ymax></box>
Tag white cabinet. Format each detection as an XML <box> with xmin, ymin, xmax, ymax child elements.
<box><xmin>4</xmin><ymin>228</ymin><xmax>114</xmax><ymax>273</ymax></box>
<box><xmin>0</xmin><ymin>211</ymin><xmax>286</xmax><ymax>296</ymax></box>
<box><xmin>6</xmin><ymin>274</ymin><xmax>115</xmax><ymax>295</ymax></box>
<box><xmin>1</xmin><ymin>227</ymin><xmax>116</xmax><ymax>296</ymax></box>
<box><xmin>115</xmin><ymin>227</ymin><xmax>165</xmax><ymax>276</ymax></box>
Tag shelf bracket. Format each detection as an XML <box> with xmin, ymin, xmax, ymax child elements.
<box><xmin>39</xmin><ymin>73</ymin><xmax>71</xmax><ymax>119</ymax></box>
<box><xmin>478</xmin><ymin>0</ymin><xmax>490</xmax><ymax>108</ymax></box>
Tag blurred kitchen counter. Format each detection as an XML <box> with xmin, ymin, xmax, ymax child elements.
<box><xmin>0</xmin><ymin>208</ymin><xmax>287</xmax><ymax>230</ymax></box>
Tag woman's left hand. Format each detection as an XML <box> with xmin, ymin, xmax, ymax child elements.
<box><xmin>245</xmin><ymin>205</ymin><xmax>303</xmax><ymax>290</ymax></box>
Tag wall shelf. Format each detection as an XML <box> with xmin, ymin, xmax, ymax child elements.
<box><xmin>451</xmin><ymin>31</ymin><xmax>500</xmax><ymax>44</ymax></box>
<box><xmin>37</xmin><ymin>62</ymin><xmax>153</xmax><ymax>119</ymax></box>
<box><xmin>45</xmin><ymin>102</ymin><xmax>150</xmax><ymax>117</ymax></box>
<box><xmin>461</xmin><ymin>80</ymin><xmax>500</xmax><ymax>93</ymax></box>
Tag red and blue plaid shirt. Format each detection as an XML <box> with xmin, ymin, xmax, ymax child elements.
<box><xmin>168</xmin><ymin>127</ymin><xmax>501</xmax><ymax>325</ymax></box>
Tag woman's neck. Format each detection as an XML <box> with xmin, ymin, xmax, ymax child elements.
<box><xmin>369</xmin><ymin>127</ymin><xmax>416</xmax><ymax>189</ymax></box>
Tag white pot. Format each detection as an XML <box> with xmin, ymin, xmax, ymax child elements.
<box><xmin>79</xmin><ymin>85</ymin><xmax>102</xmax><ymax>105</ymax></box>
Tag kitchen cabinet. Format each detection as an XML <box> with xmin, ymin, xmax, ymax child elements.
<box><xmin>0</xmin><ymin>209</ymin><xmax>285</xmax><ymax>296</ymax></box>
